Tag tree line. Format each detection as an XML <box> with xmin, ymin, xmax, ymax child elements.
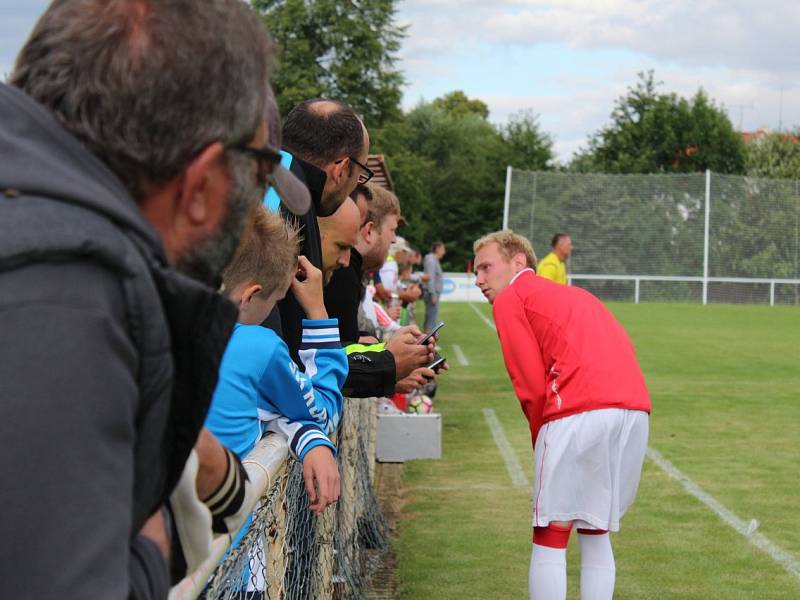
<box><xmin>254</xmin><ymin>1</ymin><xmax>799</xmax><ymax>277</ymax></box>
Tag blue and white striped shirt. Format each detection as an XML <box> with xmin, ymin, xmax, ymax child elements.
<box><xmin>206</xmin><ymin>319</ymin><xmax>347</xmax><ymax>461</ymax></box>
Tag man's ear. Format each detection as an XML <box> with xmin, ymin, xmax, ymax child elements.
<box><xmin>179</xmin><ymin>142</ymin><xmax>227</xmax><ymax>225</ymax></box>
<box><xmin>511</xmin><ymin>252</ymin><xmax>528</xmax><ymax>272</ymax></box>
<box><xmin>360</xmin><ymin>220</ymin><xmax>375</xmax><ymax>243</ymax></box>
<box><xmin>239</xmin><ymin>283</ymin><xmax>263</xmax><ymax>308</ymax></box>
<box><xmin>328</xmin><ymin>157</ymin><xmax>349</xmax><ymax>185</ymax></box>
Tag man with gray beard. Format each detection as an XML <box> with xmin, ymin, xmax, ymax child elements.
<box><xmin>0</xmin><ymin>1</ymin><xmax>306</xmax><ymax>598</ymax></box>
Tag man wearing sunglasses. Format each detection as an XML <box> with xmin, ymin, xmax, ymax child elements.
<box><xmin>0</xmin><ymin>2</ymin><xmax>308</xmax><ymax>598</ymax></box>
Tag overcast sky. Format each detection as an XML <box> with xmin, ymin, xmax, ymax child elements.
<box><xmin>3</xmin><ymin>0</ymin><xmax>798</xmax><ymax>162</ymax></box>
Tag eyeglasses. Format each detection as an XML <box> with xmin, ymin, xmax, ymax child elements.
<box><xmin>228</xmin><ymin>143</ymin><xmax>283</xmax><ymax>188</ymax></box>
<box><xmin>336</xmin><ymin>156</ymin><xmax>374</xmax><ymax>185</ymax></box>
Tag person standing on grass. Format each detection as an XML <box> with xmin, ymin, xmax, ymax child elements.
<box><xmin>537</xmin><ymin>233</ymin><xmax>572</xmax><ymax>284</ymax></box>
<box><xmin>423</xmin><ymin>241</ymin><xmax>446</xmax><ymax>332</ymax></box>
<box><xmin>473</xmin><ymin>230</ymin><xmax>651</xmax><ymax>600</ymax></box>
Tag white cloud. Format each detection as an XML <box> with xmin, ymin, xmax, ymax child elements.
<box><xmin>479</xmin><ymin>79</ymin><xmax>630</xmax><ymax>162</ymax></box>
<box><xmin>483</xmin><ymin>1</ymin><xmax>800</xmax><ymax>74</ymax></box>
<box><xmin>476</xmin><ymin>59</ymin><xmax>800</xmax><ymax>163</ymax></box>
<box><xmin>5</xmin><ymin>0</ymin><xmax>800</xmax><ymax>164</ymax></box>
<box><xmin>396</xmin><ymin>1</ymin><xmax>800</xmax><ymax>161</ymax></box>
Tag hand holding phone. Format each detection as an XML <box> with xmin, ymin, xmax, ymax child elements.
<box><xmin>427</xmin><ymin>355</ymin><xmax>446</xmax><ymax>372</ymax></box>
<box><xmin>417</xmin><ymin>321</ymin><xmax>445</xmax><ymax>345</ymax></box>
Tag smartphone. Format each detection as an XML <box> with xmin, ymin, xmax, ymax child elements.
<box><xmin>417</xmin><ymin>321</ymin><xmax>445</xmax><ymax>345</ymax></box>
<box><xmin>428</xmin><ymin>356</ymin><xmax>446</xmax><ymax>372</ymax></box>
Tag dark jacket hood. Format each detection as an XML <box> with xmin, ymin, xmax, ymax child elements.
<box><xmin>0</xmin><ymin>83</ymin><xmax>165</xmax><ymax>260</ymax></box>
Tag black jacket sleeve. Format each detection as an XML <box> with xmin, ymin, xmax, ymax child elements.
<box><xmin>342</xmin><ymin>349</ymin><xmax>397</xmax><ymax>398</ymax></box>
<box><xmin>324</xmin><ymin>261</ymin><xmax>362</xmax><ymax>345</ymax></box>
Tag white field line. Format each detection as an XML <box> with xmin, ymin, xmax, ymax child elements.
<box><xmin>647</xmin><ymin>447</ymin><xmax>800</xmax><ymax>581</ymax></box>
<box><xmin>482</xmin><ymin>408</ymin><xmax>529</xmax><ymax>487</ymax></box>
<box><xmin>452</xmin><ymin>344</ymin><xmax>469</xmax><ymax>366</ymax></box>
<box><xmin>468</xmin><ymin>302</ymin><xmax>496</xmax><ymax>331</ymax></box>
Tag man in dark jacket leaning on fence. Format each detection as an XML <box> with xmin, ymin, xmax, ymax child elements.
<box><xmin>0</xmin><ymin>1</ymin><xmax>283</xmax><ymax>598</ymax></box>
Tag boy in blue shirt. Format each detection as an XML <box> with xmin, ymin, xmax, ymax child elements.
<box><xmin>206</xmin><ymin>208</ymin><xmax>346</xmax><ymax>513</ymax></box>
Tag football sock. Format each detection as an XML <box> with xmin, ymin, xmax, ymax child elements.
<box><xmin>529</xmin><ymin>543</ymin><xmax>567</xmax><ymax>600</ymax></box>
<box><xmin>578</xmin><ymin>530</ymin><xmax>615</xmax><ymax>600</ymax></box>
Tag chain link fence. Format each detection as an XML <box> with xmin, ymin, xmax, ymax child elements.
<box><xmin>504</xmin><ymin>169</ymin><xmax>800</xmax><ymax>305</ymax></box>
<box><xmin>171</xmin><ymin>397</ymin><xmax>389</xmax><ymax>600</ymax></box>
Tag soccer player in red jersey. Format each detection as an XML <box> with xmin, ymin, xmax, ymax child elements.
<box><xmin>473</xmin><ymin>230</ymin><xmax>651</xmax><ymax>600</ymax></box>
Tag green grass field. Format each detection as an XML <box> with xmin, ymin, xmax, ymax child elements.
<box><xmin>395</xmin><ymin>302</ymin><xmax>800</xmax><ymax>599</ymax></box>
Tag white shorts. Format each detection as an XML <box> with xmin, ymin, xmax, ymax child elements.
<box><xmin>532</xmin><ymin>408</ymin><xmax>649</xmax><ymax>532</ymax></box>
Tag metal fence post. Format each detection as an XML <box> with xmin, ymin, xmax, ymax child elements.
<box><xmin>703</xmin><ymin>169</ymin><xmax>711</xmax><ymax>305</ymax></box>
<box><xmin>635</xmin><ymin>278</ymin><xmax>640</xmax><ymax>304</ymax></box>
<box><xmin>502</xmin><ymin>166</ymin><xmax>512</xmax><ymax>230</ymax></box>
<box><xmin>770</xmin><ymin>281</ymin><xmax>776</xmax><ymax>307</ymax></box>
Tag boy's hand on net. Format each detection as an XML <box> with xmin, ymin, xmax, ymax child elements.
<box><xmin>303</xmin><ymin>446</ymin><xmax>340</xmax><ymax>514</ymax></box>
<box><xmin>291</xmin><ymin>256</ymin><xmax>328</xmax><ymax>320</ymax></box>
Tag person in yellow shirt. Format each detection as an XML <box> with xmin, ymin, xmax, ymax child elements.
<box><xmin>537</xmin><ymin>232</ymin><xmax>572</xmax><ymax>284</ymax></box>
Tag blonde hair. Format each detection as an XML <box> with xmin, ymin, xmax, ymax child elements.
<box><xmin>473</xmin><ymin>230</ymin><xmax>537</xmax><ymax>268</ymax></box>
<box><xmin>365</xmin><ymin>183</ymin><xmax>401</xmax><ymax>227</ymax></box>
<box><xmin>222</xmin><ymin>207</ymin><xmax>301</xmax><ymax>297</ymax></box>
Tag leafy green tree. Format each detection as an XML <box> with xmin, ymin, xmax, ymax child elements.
<box><xmin>375</xmin><ymin>103</ymin><xmax>506</xmax><ymax>270</ymax></box>
<box><xmin>575</xmin><ymin>71</ymin><xmax>745</xmax><ymax>175</ymax></box>
<box><xmin>431</xmin><ymin>91</ymin><xmax>490</xmax><ymax>120</ymax></box>
<box><xmin>745</xmin><ymin>131</ymin><xmax>800</xmax><ymax>179</ymax></box>
<box><xmin>374</xmin><ymin>95</ymin><xmax>555</xmax><ymax>270</ymax></box>
<box><xmin>501</xmin><ymin>110</ymin><xmax>554</xmax><ymax>171</ymax></box>
<box><xmin>254</xmin><ymin>0</ymin><xmax>405</xmax><ymax>127</ymax></box>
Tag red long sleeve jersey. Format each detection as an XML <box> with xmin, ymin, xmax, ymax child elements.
<box><xmin>493</xmin><ymin>270</ymin><xmax>651</xmax><ymax>446</ymax></box>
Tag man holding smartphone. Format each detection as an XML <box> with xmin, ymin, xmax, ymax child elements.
<box><xmin>324</xmin><ymin>184</ymin><xmax>435</xmax><ymax>397</ymax></box>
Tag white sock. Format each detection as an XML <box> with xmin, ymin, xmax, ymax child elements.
<box><xmin>529</xmin><ymin>543</ymin><xmax>567</xmax><ymax>600</ymax></box>
<box><xmin>578</xmin><ymin>533</ymin><xmax>615</xmax><ymax>600</ymax></box>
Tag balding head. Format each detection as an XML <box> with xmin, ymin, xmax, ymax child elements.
<box><xmin>283</xmin><ymin>98</ymin><xmax>370</xmax><ymax>217</ymax></box>
<box><xmin>283</xmin><ymin>99</ymin><xmax>365</xmax><ymax>167</ymax></box>
<box><xmin>318</xmin><ymin>197</ymin><xmax>361</xmax><ymax>284</ymax></box>
<box><xmin>307</xmin><ymin>100</ymin><xmax>342</xmax><ymax>116</ymax></box>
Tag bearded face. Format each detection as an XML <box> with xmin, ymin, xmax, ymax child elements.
<box><xmin>175</xmin><ymin>152</ymin><xmax>262</xmax><ymax>287</ymax></box>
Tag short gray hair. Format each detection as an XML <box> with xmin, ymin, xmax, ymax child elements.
<box><xmin>11</xmin><ymin>0</ymin><xmax>274</xmax><ymax>200</ymax></box>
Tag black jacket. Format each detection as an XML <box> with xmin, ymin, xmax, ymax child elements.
<box><xmin>0</xmin><ymin>83</ymin><xmax>237</xmax><ymax>599</ymax></box>
<box><xmin>324</xmin><ymin>247</ymin><xmax>366</xmax><ymax>345</ymax></box>
<box><xmin>264</xmin><ymin>154</ymin><xmax>327</xmax><ymax>366</ymax></box>
<box><xmin>324</xmin><ymin>249</ymin><xmax>396</xmax><ymax>398</ymax></box>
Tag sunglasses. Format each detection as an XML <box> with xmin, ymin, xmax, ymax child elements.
<box><xmin>228</xmin><ymin>143</ymin><xmax>283</xmax><ymax>189</ymax></box>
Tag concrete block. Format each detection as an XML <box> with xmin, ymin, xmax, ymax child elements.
<box><xmin>375</xmin><ymin>413</ymin><xmax>442</xmax><ymax>462</ymax></box>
